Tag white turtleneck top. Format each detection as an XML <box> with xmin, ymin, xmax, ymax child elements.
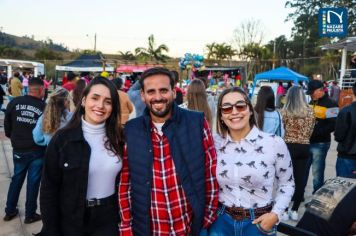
<box><xmin>81</xmin><ymin>118</ymin><xmax>122</xmax><ymax>199</ymax></box>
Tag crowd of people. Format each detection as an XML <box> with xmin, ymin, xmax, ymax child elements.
<box><xmin>1</xmin><ymin>66</ymin><xmax>356</xmax><ymax>236</ymax></box>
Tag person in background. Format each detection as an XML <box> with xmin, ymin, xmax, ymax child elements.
<box><xmin>22</xmin><ymin>71</ymin><xmax>29</xmax><ymax>95</ymax></box>
<box><xmin>40</xmin><ymin>77</ymin><xmax>124</xmax><ymax>235</ymax></box>
<box><xmin>171</xmin><ymin>70</ymin><xmax>183</xmax><ymax>105</ymax></box>
<box><xmin>62</xmin><ymin>72</ymin><xmax>77</xmax><ymax>92</ymax></box>
<box><xmin>112</xmin><ymin>77</ymin><xmax>133</xmax><ymax>126</ymax></box>
<box><xmin>334</xmin><ymin>81</ymin><xmax>356</xmax><ymax>179</ymax></box>
<box><xmin>276</xmin><ymin>82</ymin><xmax>285</xmax><ymax>108</ymax></box>
<box><xmin>280</xmin><ymin>86</ymin><xmax>315</xmax><ymax>221</ymax></box>
<box><xmin>62</xmin><ymin>72</ymin><xmax>68</xmax><ymax>86</ymax></box>
<box><xmin>255</xmin><ymin>86</ymin><xmax>285</xmax><ymax>137</ymax></box>
<box><xmin>32</xmin><ymin>88</ymin><xmax>72</xmax><ymax>146</ymax></box>
<box><xmin>40</xmin><ymin>75</ymin><xmax>52</xmax><ymax>101</ymax></box>
<box><xmin>197</xmin><ymin>76</ymin><xmax>216</xmax><ymax>123</ymax></box>
<box><xmin>305</xmin><ymin>80</ymin><xmax>338</xmax><ymax>193</ymax></box>
<box><xmin>351</xmin><ymin>52</ymin><xmax>356</xmax><ymax>78</ymax></box>
<box><xmin>180</xmin><ymin>79</ymin><xmax>213</xmax><ymax>128</ymax></box>
<box><xmin>127</xmin><ymin>80</ymin><xmax>146</xmax><ymax>117</ymax></box>
<box><xmin>69</xmin><ymin>79</ymin><xmax>86</xmax><ymax>112</ymax></box>
<box><xmin>3</xmin><ymin>77</ymin><xmax>45</xmax><ymax>223</ymax></box>
<box><xmin>0</xmin><ymin>83</ymin><xmax>6</xmax><ymax>113</ymax></box>
<box><xmin>210</xmin><ymin>87</ymin><xmax>294</xmax><ymax>235</ymax></box>
<box><xmin>10</xmin><ymin>72</ymin><xmax>23</xmax><ymax>97</ymax></box>
<box><xmin>119</xmin><ymin>67</ymin><xmax>218</xmax><ymax>235</ymax></box>
<box><xmin>330</xmin><ymin>81</ymin><xmax>341</xmax><ymax>105</ymax></box>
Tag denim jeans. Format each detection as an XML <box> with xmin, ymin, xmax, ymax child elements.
<box><xmin>5</xmin><ymin>149</ymin><xmax>44</xmax><ymax>217</ymax></box>
<box><xmin>209</xmin><ymin>206</ymin><xmax>276</xmax><ymax>236</ymax></box>
<box><xmin>336</xmin><ymin>157</ymin><xmax>356</xmax><ymax>179</ymax></box>
<box><xmin>305</xmin><ymin>142</ymin><xmax>331</xmax><ymax>193</ymax></box>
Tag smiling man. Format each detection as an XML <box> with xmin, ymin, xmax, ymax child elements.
<box><xmin>119</xmin><ymin>67</ymin><xmax>218</xmax><ymax>236</ymax></box>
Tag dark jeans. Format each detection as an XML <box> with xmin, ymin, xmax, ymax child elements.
<box><xmin>287</xmin><ymin>143</ymin><xmax>310</xmax><ymax>211</ymax></box>
<box><xmin>305</xmin><ymin>142</ymin><xmax>331</xmax><ymax>193</ymax></box>
<box><xmin>336</xmin><ymin>157</ymin><xmax>356</xmax><ymax>179</ymax></box>
<box><xmin>5</xmin><ymin>149</ymin><xmax>44</xmax><ymax>217</ymax></box>
<box><xmin>83</xmin><ymin>195</ymin><xmax>119</xmax><ymax>236</ymax></box>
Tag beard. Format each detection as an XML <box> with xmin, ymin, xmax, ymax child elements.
<box><xmin>147</xmin><ymin>99</ymin><xmax>173</xmax><ymax>118</ymax></box>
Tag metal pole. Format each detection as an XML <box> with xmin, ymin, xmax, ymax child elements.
<box><xmin>94</xmin><ymin>33</ymin><xmax>97</xmax><ymax>52</ymax></box>
<box><xmin>340</xmin><ymin>47</ymin><xmax>347</xmax><ymax>88</ymax></box>
<box><xmin>273</xmin><ymin>40</ymin><xmax>276</xmax><ymax>69</ymax></box>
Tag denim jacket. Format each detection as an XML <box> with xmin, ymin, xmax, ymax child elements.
<box><xmin>262</xmin><ymin>110</ymin><xmax>285</xmax><ymax>138</ymax></box>
<box><xmin>32</xmin><ymin>110</ymin><xmax>72</xmax><ymax>146</ymax></box>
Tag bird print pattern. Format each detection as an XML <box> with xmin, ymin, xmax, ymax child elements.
<box><xmin>213</xmin><ymin>127</ymin><xmax>295</xmax><ymax>221</ymax></box>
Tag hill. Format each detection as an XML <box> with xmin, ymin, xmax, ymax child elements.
<box><xmin>0</xmin><ymin>31</ymin><xmax>69</xmax><ymax>52</ymax></box>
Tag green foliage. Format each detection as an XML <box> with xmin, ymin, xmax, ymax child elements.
<box><xmin>34</xmin><ymin>47</ymin><xmax>63</xmax><ymax>60</ymax></box>
<box><xmin>118</xmin><ymin>51</ymin><xmax>136</xmax><ymax>60</ymax></box>
<box><xmin>135</xmin><ymin>34</ymin><xmax>170</xmax><ymax>62</ymax></box>
<box><xmin>0</xmin><ymin>45</ymin><xmax>27</xmax><ymax>59</ymax></box>
<box><xmin>205</xmin><ymin>42</ymin><xmax>236</xmax><ymax>61</ymax></box>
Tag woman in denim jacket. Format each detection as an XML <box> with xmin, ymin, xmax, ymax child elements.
<box><xmin>255</xmin><ymin>86</ymin><xmax>285</xmax><ymax>137</ymax></box>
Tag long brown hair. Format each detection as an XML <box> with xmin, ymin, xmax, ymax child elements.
<box><xmin>187</xmin><ymin>79</ymin><xmax>213</xmax><ymax>127</ymax></box>
<box><xmin>64</xmin><ymin>77</ymin><xmax>124</xmax><ymax>157</ymax></box>
<box><xmin>42</xmin><ymin>88</ymin><xmax>70</xmax><ymax>134</ymax></box>
<box><xmin>72</xmin><ymin>79</ymin><xmax>86</xmax><ymax>107</ymax></box>
<box><xmin>216</xmin><ymin>87</ymin><xmax>257</xmax><ymax>138</ymax></box>
<box><xmin>254</xmin><ymin>86</ymin><xmax>275</xmax><ymax>129</ymax></box>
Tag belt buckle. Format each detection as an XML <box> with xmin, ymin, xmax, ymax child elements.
<box><xmin>87</xmin><ymin>199</ymin><xmax>97</xmax><ymax>207</ymax></box>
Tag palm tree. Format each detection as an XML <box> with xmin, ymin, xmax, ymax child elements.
<box><xmin>205</xmin><ymin>42</ymin><xmax>217</xmax><ymax>59</ymax></box>
<box><xmin>135</xmin><ymin>34</ymin><xmax>169</xmax><ymax>62</ymax></box>
<box><xmin>118</xmin><ymin>51</ymin><xmax>136</xmax><ymax>60</ymax></box>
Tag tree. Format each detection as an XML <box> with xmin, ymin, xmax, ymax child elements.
<box><xmin>118</xmin><ymin>51</ymin><xmax>136</xmax><ymax>60</ymax></box>
<box><xmin>135</xmin><ymin>34</ymin><xmax>169</xmax><ymax>62</ymax></box>
<box><xmin>204</xmin><ymin>42</ymin><xmax>236</xmax><ymax>61</ymax></box>
<box><xmin>285</xmin><ymin>0</ymin><xmax>356</xmax><ymax>37</ymax></box>
<box><xmin>232</xmin><ymin>19</ymin><xmax>265</xmax><ymax>56</ymax></box>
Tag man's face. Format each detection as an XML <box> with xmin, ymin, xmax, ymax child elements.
<box><xmin>141</xmin><ymin>74</ymin><xmax>176</xmax><ymax>123</ymax></box>
<box><xmin>311</xmin><ymin>87</ymin><xmax>325</xmax><ymax>100</ymax></box>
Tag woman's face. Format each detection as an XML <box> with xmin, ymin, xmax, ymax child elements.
<box><xmin>220</xmin><ymin>92</ymin><xmax>251</xmax><ymax>133</ymax></box>
<box><xmin>82</xmin><ymin>84</ymin><xmax>112</xmax><ymax>125</ymax></box>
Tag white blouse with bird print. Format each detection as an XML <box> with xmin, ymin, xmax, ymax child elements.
<box><xmin>213</xmin><ymin>126</ymin><xmax>295</xmax><ymax>221</ymax></box>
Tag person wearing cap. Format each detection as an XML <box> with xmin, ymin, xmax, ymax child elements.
<box><xmin>304</xmin><ymin>79</ymin><xmax>338</xmax><ymax>193</ymax></box>
<box><xmin>334</xmin><ymin>82</ymin><xmax>356</xmax><ymax>179</ymax></box>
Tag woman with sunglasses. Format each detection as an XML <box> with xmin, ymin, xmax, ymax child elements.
<box><xmin>39</xmin><ymin>77</ymin><xmax>124</xmax><ymax>235</ymax></box>
<box><xmin>210</xmin><ymin>87</ymin><xmax>294</xmax><ymax>236</ymax></box>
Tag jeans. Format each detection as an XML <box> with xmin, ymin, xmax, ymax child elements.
<box><xmin>5</xmin><ymin>150</ymin><xmax>44</xmax><ymax>217</ymax></box>
<box><xmin>209</xmin><ymin>205</ymin><xmax>276</xmax><ymax>236</ymax></box>
<box><xmin>305</xmin><ymin>142</ymin><xmax>331</xmax><ymax>193</ymax></box>
<box><xmin>336</xmin><ymin>157</ymin><xmax>356</xmax><ymax>179</ymax></box>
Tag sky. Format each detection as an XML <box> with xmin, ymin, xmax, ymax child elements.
<box><xmin>0</xmin><ymin>0</ymin><xmax>294</xmax><ymax>57</ymax></box>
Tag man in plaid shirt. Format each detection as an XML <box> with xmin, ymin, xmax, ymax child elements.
<box><xmin>119</xmin><ymin>67</ymin><xmax>218</xmax><ymax>236</ymax></box>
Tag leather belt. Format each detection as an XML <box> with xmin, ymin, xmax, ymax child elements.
<box><xmin>221</xmin><ymin>203</ymin><xmax>272</xmax><ymax>221</ymax></box>
<box><xmin>86</xmin><ymin>194</ymin><xmax>116</xmax><ymax>208</ymax></box>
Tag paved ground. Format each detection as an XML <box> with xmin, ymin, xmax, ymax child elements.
<box><xmin>0</xmin><ymin>110</ymin><xmax>338</xmax><ymax>236</ymax></box>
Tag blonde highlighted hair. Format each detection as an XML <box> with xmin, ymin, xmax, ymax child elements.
<box><xmin>42</xmin><ymin>88</ymin><xmax>70</xmax><ymax>134</ymax></box>
<box><xmin>282</xmin><ymin>85</ymin><xmax>309</xmax><ymax>118</ymax></box>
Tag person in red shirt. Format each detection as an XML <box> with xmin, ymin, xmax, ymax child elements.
<box><xmin>62</xmin><ymin>72</ymin><xmax>78</xmax><ymax>92</ymax></box>
<box><xmin>119</xmin><ymin>67</ymin><xmax>218</xmax><ymax>236</ymax></box>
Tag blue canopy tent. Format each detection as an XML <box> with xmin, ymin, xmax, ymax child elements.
<box><xmin>250</xmin><ymin>66</ymin><xmax>309</xmax><ymax>98</ymax></box>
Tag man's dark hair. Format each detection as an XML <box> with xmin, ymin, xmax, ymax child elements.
<box><xmin>67</xmin><ymin>72</ymin><xmax>77</xmax><ymax>82</ymax></box>
<box><xmin>14</xmin><ymin>72</ymin><xmax>20</xmax><ymax>78</ymax></box>
<box><xmin>353</xmin><ymin>82</ymin><xmax>356</xmax><ymax>96</ymax></box>
<box><xmin>29</xmin><ymin>77</ymin><xmax>44</xmax><ymax>87</ymax></box>
<box><xmin>139</xmin><ymin>67</ymin><xmax>174</xmax><ymax>90</ymax></box>
<box><xmin>171</xmin><ymin>70</ymin><xmax>179</xmax><ymax>84</ymax></box>
<box><xmin>112</xmin><ymin>78</ymin><xmax>123</xmax><ymax>90</ymax></box>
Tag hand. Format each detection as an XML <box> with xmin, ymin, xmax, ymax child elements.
<box><xmin>252</xmin><ymin>212</ymin><xmax>278</xmax><ymax>231</ymax></box>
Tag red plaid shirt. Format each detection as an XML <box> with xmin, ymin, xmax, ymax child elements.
<box><xmin>118</xmin><ymin>119</ymin><xmax>218</xmax><ymax>235</ymax></box>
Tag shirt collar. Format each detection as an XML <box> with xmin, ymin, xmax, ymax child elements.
<box><xmin>222</xmin><ymin>126</ymin><xmax>261</xmax><ymax>146</ymax></box>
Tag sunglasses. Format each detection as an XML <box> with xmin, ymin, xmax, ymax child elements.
<box><xmin>221</xmin><ymin>102</ymin><xmax>248</xmax><ymax>114</ymax></box>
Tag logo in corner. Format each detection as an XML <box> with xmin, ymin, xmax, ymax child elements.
<box><xmin>319</xmin><ymin>8</ymin><xmax>348</xmax><ymax>37</ymax></box>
